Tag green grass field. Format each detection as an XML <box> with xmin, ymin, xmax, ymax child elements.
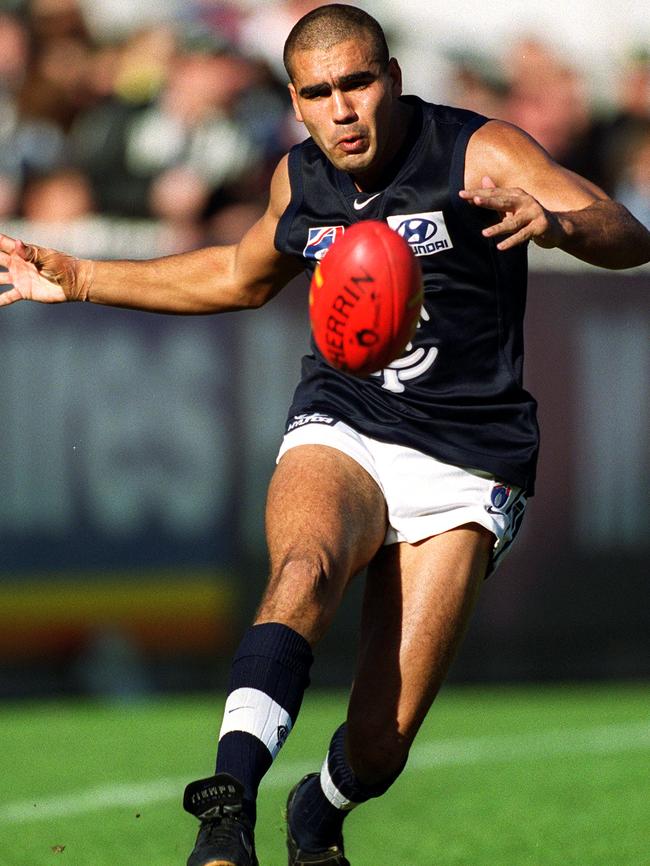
<box><xmin>1</xmin><ymin>683</ymin><xmax>649</xmax><ymax>866</ymax></box>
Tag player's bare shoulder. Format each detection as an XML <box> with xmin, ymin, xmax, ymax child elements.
<box><xmin>464</xmin><ymin>120</ymin><xmax>553</xmax><ymax>190</ymax></box>
<box><xmin>268</xmin><ymin>154</ymin><xmax>293</xmax><ymax>221</ymax></box>
<box><xmin>464</xmin><ymin>118</ymin><xmax>605</xmax><ymax>211</ymax></box>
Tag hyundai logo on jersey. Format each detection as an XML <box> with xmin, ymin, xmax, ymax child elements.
<box><xmin>303</xmin><ymin>225</ymin><xmax>346</xmax><ymax>260</ymax></box>
<box><xmin>399</xmin><ymin>218</ymin><xmax>438</xmax><ymax>243</ymax></box>
<box><xmin>387</xmin><ymin>212</ymin><xmax>453</xmax><ymax>256</ymax></box>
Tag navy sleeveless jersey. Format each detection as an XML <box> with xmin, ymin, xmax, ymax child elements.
<box><xmin>274</xmin><ymin>96</ymin><xmax>539</xmax><ymax>494</ymax></box>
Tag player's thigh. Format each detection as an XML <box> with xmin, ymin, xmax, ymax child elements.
<box><xmin>259</xmin><ymin>444</ymin><xmax>388</xmax><ymax>632</ymax></box>
<box><xmin>347</xmin><ymin>523</ymin><xmax>492</xmax><ymax>769</ymax></box>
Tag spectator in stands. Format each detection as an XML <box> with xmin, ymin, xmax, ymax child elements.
<box><xmin>500</xmin><ymin>37</ymin><xmax>595</xmax><ymax>178</ymax></box>
<box><xmin>126</xmin><ymin>39</ymin><xmax>261</xmax><ymax>217</ymax></box>
<box><xmin>69</xmin><ymin>25</ymin><xmax>178</xmax><ymax>217</ymax></box>
<box><xmin>2</xmin><ymin>1</ymin><xmax>649</xmax><ymax>241</ymax></box>
<box><xmin>207</xmin><ymin>200</ymin><xmax>266</xmax><ymax>246</ymax></box>
<box><xmin>17</xmin><ymin>0</ymin><xmax>95</xmax><ymax>132</ymax></box>
<box><xmin>0</xmin><ymin>13</ymin><xmax>29</xmax><ymax>217</ymax></box>
<box><xmin>28</xmin><ymin>0</ymin><xmax>87</xmax><ymax>42</ymax></box>
<box><xmin>239</xmin><ymin>0</ymin><xmax>332</xmax><ymax>81</ymax></box>
<box><xmin>447</xmin><ymin>36</ymin><xmax>608</xmax><ymax>186</ymax></box>
<box><xmin>0</xmin><ymin>11</ymin><xmax>70</xmax><ymax>215</ymax></box>
<box><xmin>446</xmin><ymin>49</ymin><xmax>509</xmax><ymax>119</ymax></box>
<box><xmin>148</xmin><ymin>164</ymin><xmax>212</xmax><ymax>249</ymax></box>
<box><xmin>0</xmin><ymin>11</ymin><xmax>28</xmax><ymax>91</ymax></box>
<box><xmin>590</xmin><ymin>49</ymin><xmax>650</xmax><ymax>195</ymax></box>
<box><xmin>0</xmin><ymin>175</ymin><xmax>20</xmax><ymax>220</ymax></box>
<box><xmin>21</xmin><ymin>168</ymin><xmax>95</xmax><ymax>223</ymax></box>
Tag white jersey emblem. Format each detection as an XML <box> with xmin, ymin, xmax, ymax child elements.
<box><xmin>371</xmin><ymin>306</ymin><xmax>438</xmax><ymax>393</ymax></box>
<box><xmin>386</xmin><ymin>211</ymin><xmax>453</xmax><ymax>256</ymax></box>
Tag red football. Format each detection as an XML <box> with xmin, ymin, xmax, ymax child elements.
<box><xmin>309</xmin><ymin>220</ymin><xmax>423</xmax><ymax>377</ymax></box>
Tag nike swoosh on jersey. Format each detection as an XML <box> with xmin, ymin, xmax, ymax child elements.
<box><xmin>353</xmin><ymin>192</ymin><xmax>382</xmax><ymax>210</ymax></box>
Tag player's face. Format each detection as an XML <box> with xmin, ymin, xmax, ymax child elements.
<box><xmin>288</xmin><ymin>36</ymin><xmax>403</xmax><ymax>185</ymax></box>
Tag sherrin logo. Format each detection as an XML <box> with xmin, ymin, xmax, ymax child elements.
<box><xmin>386</xmin><ymin>212</ymin><xmax>453</xmax><ymax>256</ymax></box>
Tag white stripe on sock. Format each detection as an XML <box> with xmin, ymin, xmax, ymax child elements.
<box><xmin>319</xmin><ymin>756</ymin><xmax>358</xmax><ymax>811</ymax></box>
<box><xmin>219</xmin><ymin>687</ymin><xmax>292</xmax><ymax>759</ymax></box>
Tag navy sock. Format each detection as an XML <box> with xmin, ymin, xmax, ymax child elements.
<box><xmin>289</xmin><ymin>723</ymin><xmax>403</xmax><ymax>851</ymax></box>
<box><xmin>216</xmin><ymin>622</ymin><xmax>313</xmax><ymax>824</ymax></box>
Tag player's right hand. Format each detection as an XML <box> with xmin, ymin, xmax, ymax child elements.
<box><xmin>0</xmin><ymin>233</ymin><xmax>90</xmax><ymax>306</ymax></box>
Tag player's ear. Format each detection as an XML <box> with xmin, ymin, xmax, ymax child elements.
<box><xmin>288</xmin><ymin>83</ymin><xmax>304</xmax><ymax>123</ymax></box>
<box><xmin>387</xmin><ymin>58</ymin><xmax>402</xmax><ymax>97</ymax></box>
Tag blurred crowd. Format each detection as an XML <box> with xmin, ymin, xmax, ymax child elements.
<box><xmin>0</xmin><ymin>0</ymin><xmax>649</xmax><ymax>252</ymax></box>
<box><xmin>447</xmin><ymin>38</ymin><xmax>650</xmax><ymax>228</ymax></box>
<box><xmin>0</xmin><ymin>0</ymin><xmax>319</xmax><ymax>249</ymax></box>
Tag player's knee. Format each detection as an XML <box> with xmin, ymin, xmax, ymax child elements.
<box><xmin>276</xmin><ymin>550</ymin><xmax>344</xmax><ymax>598</ymax></box>
<box><xmin>260</xmin><ymin>550</ymin><xmax>349</xmax><ymax>640</ymax></box>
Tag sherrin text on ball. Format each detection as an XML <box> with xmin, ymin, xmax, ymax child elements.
<box><xmin>309</xmin><ymin>220</ymin><xmax>423</xmax><ymax>377</ymax></box>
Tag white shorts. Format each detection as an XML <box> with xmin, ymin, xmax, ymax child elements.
<box><xmin>277</xmin><ymin>418</ymin><xmax>527</xmax><ymax>572</ymax></box>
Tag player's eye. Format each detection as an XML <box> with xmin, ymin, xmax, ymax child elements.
<box><xmin>300</xmin><ymin>85</ymin><xmax>331</xmax><ymax>99</ymax></box>
<box><xmin>340</xmin><ymin>74</ymin><xmax>376</xmax><ymax>91</ymax></box>
<box><xmin>342</xmin><ymin>81</ymin><xmax>368</xmax><ymax>91</ymax></box>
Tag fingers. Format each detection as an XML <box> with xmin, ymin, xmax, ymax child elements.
<box><xmin>0</xmin><ymin>234</ymin><xmax>28</xmax><ymax>268</ymax></box>
<box><xmin>1</xmin><ymin>244</ymin><xmax>18</xmax><ymax>293</ymax></box>
<box><xmin>0</xmin><ymin>233</ymin><xmax>18</xmax><ymax>254</ymax></box>
<box><xmin>1</xmin><ymin>240</ymin><xmax>23</xmax><ymax>303</ymax></box>
<box><xmin>488</xmin><ymin>225</ymin><xmax>535</xmax><ymax>251</ymax></box>
<box><xmin>481</xmin><ymin>210</ymin><xmax>537</xmax><ymax>244</ymax></box>
<box><xmin>484</xmin><ymin>210</ymin><xmax>548</xmax><ymax>251</ymax></box>
<box><xmin>459</xmin><ymin>186</ymin><xmax>524</xmax><ymax>210</ymax></box>
<box><xmin>0</xmin><ymin>287</ymin><xmax>22</xmax><ymax>307</ymax></box>
<box><xmin>1</xmin><ymin>261</ymin><xmax>19</xmax><ymax>303</ymax></box>
<box><xmin>459</xmin><ymin>186</ymin><xmax>553</xmax><ymax>250</ymax></box>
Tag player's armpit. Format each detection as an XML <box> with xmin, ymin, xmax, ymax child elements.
<box><xmin>228</xmin><ymin>157</ymin><xmax>303</xmax><ymax>309</ymax></box>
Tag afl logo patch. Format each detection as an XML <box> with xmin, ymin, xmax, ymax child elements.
<box><xmin>386</xmin><ymin>212</ymin><xmax>453</xmax><ymax>257</ymax></box>
<box><xmin>490</xmin><ymin>483</ymin><xmax>512</xmax><ymax>510</ymax></box>
<box><xmin>303</xmin><ymin>225</ymin><xmax>346</xmax><ymax>260</ymax></box>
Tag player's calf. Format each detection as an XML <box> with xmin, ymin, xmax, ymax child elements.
<box><xmin>286</xmin><ymin>723</ymin><xmax>405</xmax><ymax>865</ymax></box>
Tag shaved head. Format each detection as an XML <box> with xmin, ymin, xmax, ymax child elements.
<box><xmin>283</xmin><ymin>3</ymin><xmax>389</xmax><ymax>81</ymax></box>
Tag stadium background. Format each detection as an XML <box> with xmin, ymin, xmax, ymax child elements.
<box><xmin>0</xmin><ymin>0</ymin><xmax>649</xmax><ymax>699</ymax></box>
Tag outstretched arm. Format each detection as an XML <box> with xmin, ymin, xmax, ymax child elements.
<box><xmin>0</xmin><ymin>156</ymin><xmax>302</xmax><ymax>313</ymax></box>
<box><xmin>460</xmin><ymin>121</ymin><xmax>650</xmax><ymax>270</ymax></box>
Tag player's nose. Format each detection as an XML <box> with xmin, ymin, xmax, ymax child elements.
<box><xmin>331</xmin><ymin>89</ymin><xmax>357</xmax><ymax>123</ymax></box>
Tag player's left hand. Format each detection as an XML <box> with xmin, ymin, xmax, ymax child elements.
<box><xmin>460</xmin><ymin>176</ymin><xmax>563</xmax><ymax>252</ymax></box>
